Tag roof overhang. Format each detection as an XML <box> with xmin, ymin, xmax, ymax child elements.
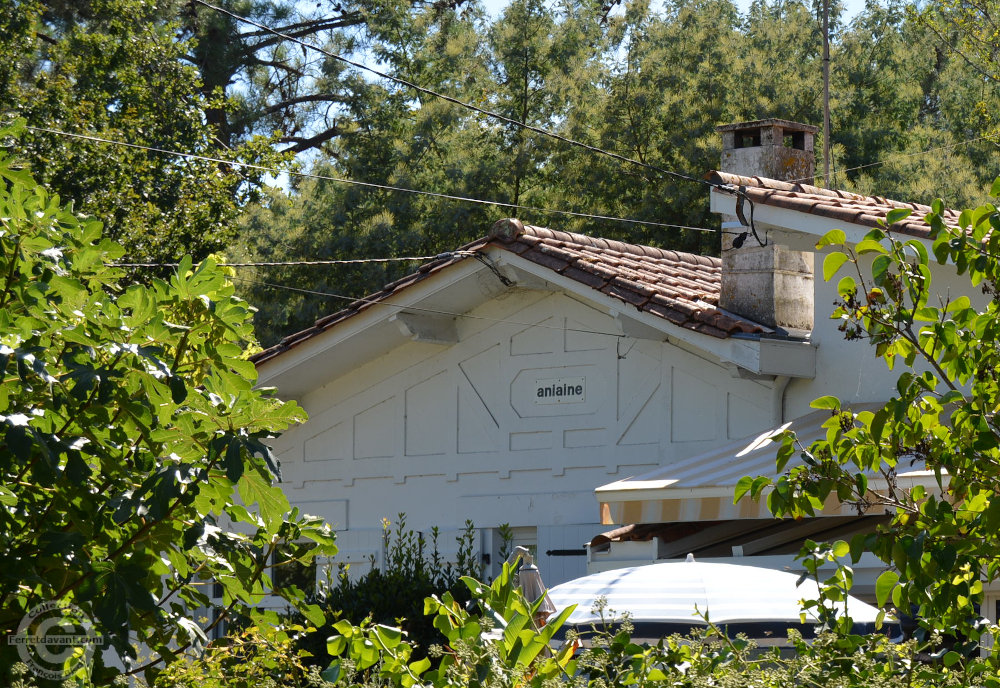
<box><xmin>709</xmin><ymin>187</ymin><xmax>937</xmax><ymax>251</ymax></box>
<box><xmin>596</xmin><ymin>406</ymin><xmax>943</xmax><ymax>524</ymax></box>
<box><xmin>495</xmin><ymin>251</ymin><xmax>816</xmax><ymax>379</ymax></box>
<box><xmin>255</xmin><ymin>254</ymin><xmax>504</xmax><ymax>398</ymax></box>
<box><xmin>257</xmin><ymin>239</ymin><xmax>819</xmax><ymax>398</ymax></box>
<box><xmin>711</xmin><ymin>188</ymin><xmax>876</xmax><ymax>245</ymax></box>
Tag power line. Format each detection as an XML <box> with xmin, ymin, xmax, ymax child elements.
<box><xmin>206</xmin><ymin>0</ymin><xmax>994</xmax><ymax>239</ymax></box>
<box><xmin>231</xmin><ymin>274</ymin><xmax>628</xmax><ymax>339</ymax></box>
<box><xmin>108</xmin><ymin>252</ymin><xmax>478</xmax><ymax>268</ymax></box>
<box><xmin>26</xmin><ymin>125</ymin><xmax>717</xmax><ymax>234</ymax></box>
<box><xmin>192</xmin><ymin>0</ymin><xmax>720</xmax><ymax>194</ymax></box>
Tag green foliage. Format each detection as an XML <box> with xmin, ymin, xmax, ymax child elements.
<box><xmin>135</xmin><ymin>544</ymin><xmax>976</xmax><ymax>687</ymax></box>
<box><xmin>320</xmin><ymin>562</ymin><xmax>959</xmax><ymax>688</ymax></box>
<box><xmin>323</xmin><ymin>560</ymin><xmax>576</xmax><ymax>688</ymax></box>
<box><xmin>917</xmin><ymin>0</ymin><xmax>1000</xmax><ymax>86</ymax></box>
<box><xmin>745</xmin><ymin>181</ymin><xmax>1000</xmax><ymax>679</ymax></box>
<box><xmin>0</xmin><ymin>0</ymin><xmax>994</xmax><ymax>344</ymax></box>
<box><xmin>235</xmin><ymin>0</ymin><xmax>1000</xmax><ymax>346</ymax></box>
<box><xmin>153</xmin><ymin>621</ymin><xmax>334</xmax><ymax>688</ymax></box>
<box><xmin>0</xmin><ymin>131</ymin><xmax>336</xmax><ymax>684</ymax></box>
<box><xmin>0</xmin><ymin>0</ymin><xmax>285</xmax><ymax>269</ymax></box>
<box><xmin>298</xmin><ymin>515</ymin><xmax>484</xmax><ymax>668</ymax></box>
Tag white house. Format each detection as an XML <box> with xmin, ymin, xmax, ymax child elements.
<box><xmin>252</xmin><ymin>119</ymin><xmax>965</xmax><ymax>600</ymax></box>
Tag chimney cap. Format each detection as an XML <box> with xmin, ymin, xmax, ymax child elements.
<box><xmin>716</xmin><ymin>118</ymin><xmax>819</xmax><ymax>134</ymax></box>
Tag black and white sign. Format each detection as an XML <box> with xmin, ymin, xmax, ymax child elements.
<box><xmin>534</xmin><ymin>377</ymin><xmax>586</xmax><ymax>404</ymax></box>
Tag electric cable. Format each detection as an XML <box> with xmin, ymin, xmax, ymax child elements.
<box><xmin>785</xmin><ymin>134</ymin><xmax>998</xmax><ymax>186</ymax></box>
<box><xmin>26</xmin><ymin>125</ymin><xmax>720</xmax><ymax>235</ymax></box>
<box><xmin>192</xmin><ymin>0</ymin><xmax>765</xmax><ymax>245</ymax></box>
<box><xmin>192</xmin><ymin>0</ymin><xmax>717</xmax><ymax>192</ymax></box>
<box><xmin>230</xmin><ymin>274</ymin><xmax>628</xmax><ymax>339</ymax></box>
<box><xmin>107</xmin><ymin>252</ymin><xmax>478</xmax><ymax>268</ymax></box>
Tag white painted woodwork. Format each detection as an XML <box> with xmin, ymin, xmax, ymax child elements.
<box><xmin>270</xmin><ymin>289</ymin><xmax>778</xmax><ymax>585</ymax></box>
<box><xmin>266</xmin><ymin>206</ymin><xmax>984</xmax><ymax>590</ymax></box>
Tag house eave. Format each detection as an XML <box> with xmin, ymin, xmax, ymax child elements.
<box><xmin>255</xmin><ymin>256</ymin><xmax>501</xmax><ymax>398</ymax></box>
<box><xmin>495</xmin><ymin>253</ymin><xmax>817</xmax><ymax>379</ymax></box>
<box><xmin>709</xmin><ymin>188</ymin><xmax>935</xmax><ymax>247</ymax></box>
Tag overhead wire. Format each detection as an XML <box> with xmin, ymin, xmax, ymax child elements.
<box><xmin>229</xmin><ymin>274</ymin><xmax>628</xmax><ymax>339</ymax></box>
<box><xmin>192</xmin><ymin>0</ymin><xmax>719</xmax><ymax>193</ymax></box>
<box><xmin>192</xmin><ymin>0</ymin><xmax>765</xmax><ymax>243</ymax></box>
<box><xmin>108</xmin><ymin>253</ymin><xmax>479</xmax><ymax>268</ymax></box>
<box><xmin>26</xmin><ymin>125</ymin><xmax>720</xmax><ymax>234</ymax></box>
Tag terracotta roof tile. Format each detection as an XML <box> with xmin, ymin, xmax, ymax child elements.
<box><xmin>644</xmin><ymin>301</ymin><xmax>689</xmax><ymax>326</ymax></box>
<box><xmin>520</xmin><ymin>246</ymin><xmax>574</xmax><ymax>272</ymax></box>
<box><xmin>574</xmin><ymin>260</ymin><xmax>620</xmax><ymax>281</ymax></box>
<box><xmin>536</xmin><ymin>243</ymin><xmax>581</xmax><ymax>263</ymax></box>
<box><xmin>650</xmin><ymin>293</ymin><xmax>701</xmax><ymax>317</ymax></box>
<box><xmin>484</xmin><ymin>220</ymin><xmax>764</xmax><ymax>338</ymax></box>
<box><xmin>694</xmin><ymin>322</ymin><xmax>729</xmax><ymax>338</ymax></box>
<box><xmin>561</xmin><ymin>265</ymin><xmax>609</xmax><ymax>289</ymax></box>
<box><xmin>503</xmin><ymin>241</ymin><xmax>532</xmax><ymax>255</ymax></box>
<box><xmin>251</xmin><ymin>217</ymin><xmax>769</xmax><ymax>366</ymax></box>
<box><xmin>603</xmin><ymin>282</ymin><xmax>652</xmax><ymax>308</ymax></box>
<box><xmin>706</xmin><ymin>171</ymin><xmax>960</xmax><ymax>238</ymax></box>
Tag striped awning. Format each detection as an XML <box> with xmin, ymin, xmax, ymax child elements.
<box><xmin>596</xmin><ymin>406</ymin><xmax>942</xmax><ymax>525</ymax></box>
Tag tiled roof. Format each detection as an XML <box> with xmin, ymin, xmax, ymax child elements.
<box><xmin>251</xmin><ymin>219</ymin><xmax>767</xmax><ymax>367</ymax></box>
<box><xmin>251</xmin><ymin>246</ymin><xmax>478</xmax><ymax>367</ymax></box>
<box><xmin>489</xmin><ymin>219</ymin><xmax>765</xmax><ymax>337</ymax></box>
<box><xmin>707</xmin><ymin>171</ymin><xmax>961</xmax><ymax>239</ymax></box>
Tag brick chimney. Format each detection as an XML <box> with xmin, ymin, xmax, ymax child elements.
<box><xmin>717</xmin><ymin>119</ymin><xmax>817</xmax><ymax>332</ymax></box>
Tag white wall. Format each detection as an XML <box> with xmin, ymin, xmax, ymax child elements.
<box><xmin>780</xmin><ymin>235</ymin><xmax>981</xmax><ymax>415</ymax></box>
<box><xmin>269</xmin><ymin>288</ymin><xmax>778</xmax><ymax>585</ymax></box>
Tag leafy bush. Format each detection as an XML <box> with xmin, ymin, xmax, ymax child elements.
<box><xmin>322</xmin><ymin>560</ymin><xmax>961</xmax><ymax>688</ymax></box>
<box><xmin>153</xmin><ymin>622</ymin><xmax>332</xmax><ymax>688</ymax></box>
<box><xmin>297</xmin><ymin>515</ymin><xmax>488</xmax><ymax>667</ymax></box>
<box><xmin>0</xmin><ymin>122</ymin><xmax>335</xmax><ymax>685</ymax></box>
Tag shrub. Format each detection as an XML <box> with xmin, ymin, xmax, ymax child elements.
<box><xmin>297</xmin><ymin>515</ymin><xmax>488</xmax><ymax>667</ymax></box>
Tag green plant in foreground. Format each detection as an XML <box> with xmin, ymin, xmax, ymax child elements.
<box><xmin>153</xmin><ymin>622</ymin><xmax>332</xmax><ymax>688</ymax></box>
<box><xmin>318</xmin><ymin>556</ymin><xmax>967</xmax><ymax>688</ymax></box>
<box><xmin>0</xmin><ymin>121</ymin><xmax>336</xmax><ymax>685</ymax></box>
<box><xmin>739</xmin><ymin>184</ymin><xmax>1000</xmax><ymax>684</ymax></box>
<box><xmin>298</xmin><ymin>515</ymin><xmax>484</xmax><ymax>668</ymax></box>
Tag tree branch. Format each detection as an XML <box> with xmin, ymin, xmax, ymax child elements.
<box><xmin>279</xmin><ymin>126</ymin><xmax>345</xmax><ymax>153</ymax></box>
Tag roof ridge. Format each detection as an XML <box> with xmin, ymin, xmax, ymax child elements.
<box><xmin>706</xmin><ymin>170</ymin><xmax>961</xmax><ymax>218</ymax></box>
<box><xmin>488</xmin><ymin>218</ymin><xmax>717</xmax><ymax>267</ymax></box>
<box><xmin>707</xmin><ymin>171</ymin><xmax>866</xmax><ymax>200</ymax></box>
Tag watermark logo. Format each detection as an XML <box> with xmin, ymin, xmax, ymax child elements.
<box><xmin>8</xmin><ymin>601</ymin><xmax>102</xmax><ymax>680</ymax></box>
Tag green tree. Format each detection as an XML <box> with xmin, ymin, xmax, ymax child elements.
<box><xmin>234</xmin><ymin>0</ymin><xmax>1000</xmax><ymax>347</ymax></box>
<box><xmin>0</xmin><ymin>0</ymin><xmax>283</xmax><ymax>269</ymax></box>
<box><xmin>831</xmin><ymin>0</ymin><xmax>999</xmax><ymax>208</ymax></box>
<box><xmin>182</xmin><ymin>0</ymin><xmax>489</xmax><ymax>154</ymax></box>
<box><xmin>740</xmin><ymin>187</ymin><xmax>1000</xmax><ymax>673</ymax></box>
<box><xmin>549</xmin><ymin>0</ymin><xmax>743</xmax><ymax>254</ymax></box>
<box><xmin>230</xmin><ymin>0</ymin><xmax>499</xmax><ymax>345</ymax></box>
<box><xmin>0</xmin><ymin>126</ymin><xmax>335</xmax><ymax>685</ymax></box>
<box><xmin>918</xmin><ymin>0</ymin><xmax>1000</xmax><ymax>86</ymax></box>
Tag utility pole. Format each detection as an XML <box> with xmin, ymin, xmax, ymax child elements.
<box><xmin>822</xmin><ymin>0</ymin><xmax>831</xmax><ymax>187</ymax></box>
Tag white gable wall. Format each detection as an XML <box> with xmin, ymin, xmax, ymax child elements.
<box><xmin>774</xmin><ymin>229</ymin><xmax>983</xmax><ymax>414</ymax></box>
<box><xmin>270</xmin><ymin>287</ymin><xmax>778</xmax><ymax>585</ymax></box>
